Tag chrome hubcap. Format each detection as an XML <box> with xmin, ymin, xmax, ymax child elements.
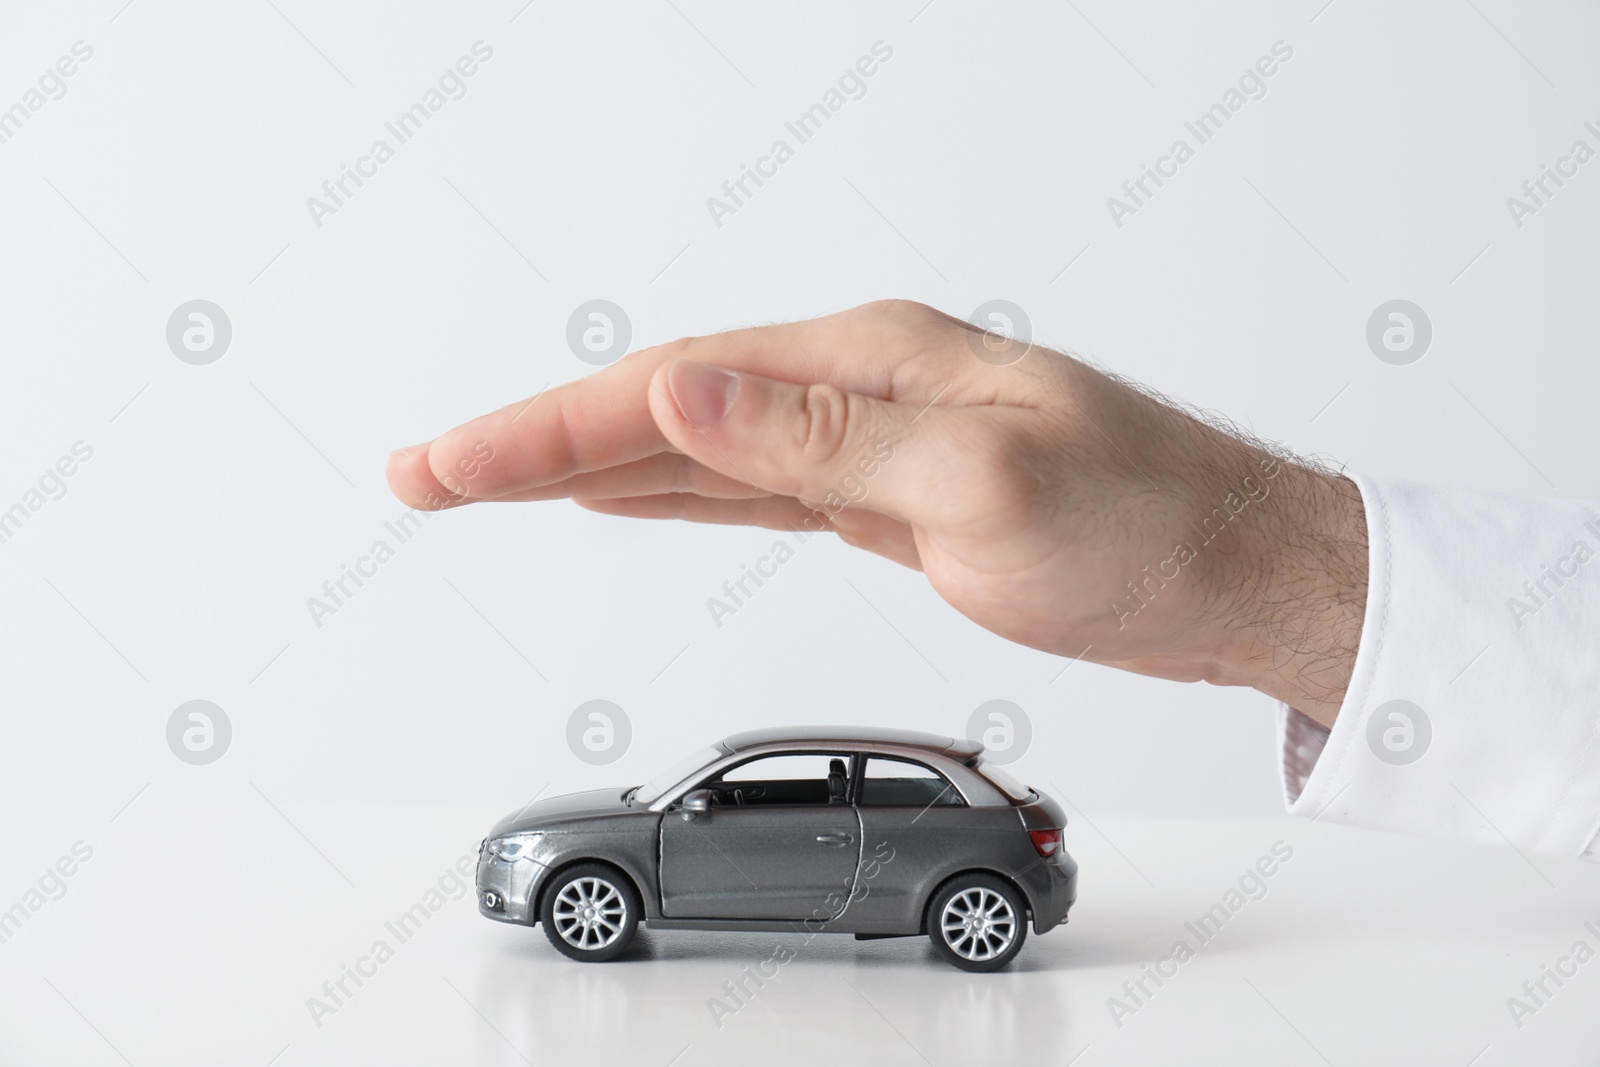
<box><xmin>553</xmin><ymin>877</ymin><xmax>627</xmax><ymax>951</ymax></box>
<box><xmin>940</xmin><ymin>887</ymin><xmax>1017</xmax><ymax>961</ymax></box>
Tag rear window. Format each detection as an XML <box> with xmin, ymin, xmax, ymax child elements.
<box><xmin>973</xmin><ymin>759</ymin><xmax>1034</xmax><ymax>803</ymax></box>
<box><xmin>859</xmin><ymin>756</ymin><xmax>963</xmax><ymax>807</ymax></box>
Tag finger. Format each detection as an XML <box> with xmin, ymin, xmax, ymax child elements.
<box><xmin>646</xmin><ymin>358</ymin><xmax>975</xmax><ymax>528</ymax></box>
<box><xmin>576</xmin><ymin>494</ymin><xmax>924</xmax><ymax>569</ymax></box>
<box><xmin>576</xmin><ymin>493</ymin><xmax>819</xmax><ymax>530</ymax></box>
<box><xmin>828</xmin><ymin>509</ymin><xmax>925</xmax><ymax>570</ymax></box>
<box><xmin>482</xmin><ymin>453</ymin><xmax>768</xmax><ymax>502</ymax></box>
<box><xmin>392</xmin><ymin>304</ymin><xmax>963</xmax><ymax>510</ymax></box>
<box><xmin>387</xmin><ymin>442</ymin><xmax>467</xmax><ymax>510</ymax></box>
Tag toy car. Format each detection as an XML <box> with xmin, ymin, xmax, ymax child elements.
<box><xmin>476</xmin><ymin>726</ymin><xmax>1076</xmax><ymax>971</ymax></box>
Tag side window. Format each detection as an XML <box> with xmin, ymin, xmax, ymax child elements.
<box><xmin>858</xmin><ymin>757</ymin><xmax>962</xmax><ymax>808</ymax></box>
<box><xmin>710</xmin><ymin>753</ymin><xmax>852</xmax><ymax>806</ymax></box>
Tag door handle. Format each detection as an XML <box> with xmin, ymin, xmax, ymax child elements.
<box><xmin>815</xmin><ymin>833</ymin><xmax>853</xmax><ymax>846</ymax></box>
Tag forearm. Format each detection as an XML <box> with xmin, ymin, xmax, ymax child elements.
<box><xmin>1069</xmin><ymin>359</ymin><xmax>1369</xmax><ymax>726</ymax></box>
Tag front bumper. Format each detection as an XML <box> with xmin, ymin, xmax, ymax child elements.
<box><xmin>476</xmin><ymin>845</ymin><xmax>548</xmax><ymax>925</ymax></box>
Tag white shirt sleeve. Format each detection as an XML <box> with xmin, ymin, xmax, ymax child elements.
<box><xmin>1279</xmin><ymin>471</ymin><xmax>1600</xmax><ymax>860</ymax></box>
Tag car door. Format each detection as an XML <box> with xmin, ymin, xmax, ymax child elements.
<box><xmin>659</xmin><ymin>752</ymin><xmax>861</xmax><ymax>921</ymax></box>
<box><xmin>847</xmin><ymin>754</ymin><xmax>1010</xmax><ymax>930</ymax></box>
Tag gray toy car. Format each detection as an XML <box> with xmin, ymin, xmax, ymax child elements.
<box><xmin>476</xmin><ymin>727</ymin><xmax>1076</xmax><ymax>971</ymax></box>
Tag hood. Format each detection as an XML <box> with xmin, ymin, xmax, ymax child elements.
<box><xmin>488</xmin><ymin>787</ymin><xmax>635</xmax><ymax>837</ymax></box>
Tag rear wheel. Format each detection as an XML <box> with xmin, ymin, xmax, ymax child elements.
<box><xmin>539</xmin><ymin>864</ymin><xmax>640</xmax><ymax>962</ymax></box>
<box><xmin>927</xmin><ymin>873</ymin><xmax>1027</xmax><ymax>972</ymax></box>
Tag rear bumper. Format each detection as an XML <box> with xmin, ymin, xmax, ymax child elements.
<box><xmin>1024</xmin><ymin>850</ymin><xmax>1078</xmax><ymax>935</ymax></box>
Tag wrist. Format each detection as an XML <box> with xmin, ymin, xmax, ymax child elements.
<box><xmin>1210</xmin><ymin>462</ymin><xmax>1369</xmax><ymax>727</ymax></box>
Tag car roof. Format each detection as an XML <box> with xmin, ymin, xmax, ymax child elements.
<box><xmin>718</xmin><ymin>726</ymin><xmax>982</xmax><ymax>761</ymax></box>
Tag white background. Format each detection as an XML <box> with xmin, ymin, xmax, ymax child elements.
<box><xmin>2</xmin><ymin>0</ymin><xmax>1599</xmax><ymax>1063</ymax></box>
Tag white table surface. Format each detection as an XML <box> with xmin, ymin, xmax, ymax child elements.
<box><xmin>3</xmin><ymin>799</ymin><xmax>1597</xmax><ymax>1067</ymax></box>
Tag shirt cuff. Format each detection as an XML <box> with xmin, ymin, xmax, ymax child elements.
<box><xmin>1279</xmin><ymin>471</ymin><xmax>1600</xmax><ymax>860</ymax></box>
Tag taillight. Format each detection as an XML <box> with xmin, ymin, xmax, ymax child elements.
<box><xmin>1029</xmin><ymin>828</ymin><xmax>1062</xmax><ymax>858</ymax></box>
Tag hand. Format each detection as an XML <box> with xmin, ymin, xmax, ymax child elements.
<box><xmin>387</xmin><ymin>300</ymin><xmax>1367</xmax><ymax>726</ymax></box>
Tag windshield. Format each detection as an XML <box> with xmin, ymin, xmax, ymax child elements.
<box><xmin>633</xmin><ymin>745</ymin><xmax>723</xmax><ymax>805</ymax></box>
<box><xmin>973</xmin><ymin>758</ymin><xmax>1034</xmax><ymax>803</ymax></box>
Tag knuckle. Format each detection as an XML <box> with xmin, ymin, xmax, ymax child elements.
<box><xmin>655</xmin><ymin>336</ymin><xmax>699</xmax><ymax>363</ymax></box>
<box><xmin>968</xmin><ymin>425</ymin><xmax>1047</xmax><ymax>511</ymax></box>
<box><xmin>635</xmin><ymin>334</ymin><xmax>707</xmax><ymax>371</ymax></box>
<box><xmin>800</xmin><ymin>383</ymin><xmax>854</xmax><ymax>466</ymax></box>
<box><xmin>669</xmin><ymin>455</ymin><xmax>695</xmax><ymax>494</ymax></box>
<box><xmin>859</xmin><ymin>298</ymin><xmax>935</xmax><ymax>325</ymax></box>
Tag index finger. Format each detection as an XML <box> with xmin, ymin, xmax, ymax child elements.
<box><xmin>386</xmin><ymin>305</ymin><xmax>945</xmax><ymax>510</ymax></box>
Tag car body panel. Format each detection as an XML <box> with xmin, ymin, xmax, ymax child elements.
<box><xmin>719</xmin><ymin>726</ymin><xmax>981</xmax><ymax>762</ymax></box>
<box><xmin>488</xmin><ymin>787</ymin><xmax>634</xmax><ymax>837</ymax></box>
<box><xmin>1015</xmin><ymin>793</ymin><xmax>1068</xmax><ymax>833</ymax></box>
<box><xmin>659</xmin><ymin>805</ymin><xmax>862</xmax><ymax>919</ymax></box>
<box><xmin>478</xmin><ymin>790</ymin><xmax>663</xmax><ymax>924</ymax></box>
<box><xmin>1026</xmin><ymin>849</ymin><xmax>1079</xmax><ymax>934</ymax></box>
<box><xmin>844</xmin><ymin>804</ymin><xmax>1029</xmax><ymax>934</ymax></box>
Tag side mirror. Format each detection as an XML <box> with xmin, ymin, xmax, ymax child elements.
<box><xmin>681</xmin><ymin>788</ymin><xmax>712</xmax><ymax>820</ymax></box>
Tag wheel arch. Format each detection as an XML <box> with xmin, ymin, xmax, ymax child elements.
<box><xmin>918</xmin><ymin>867</ymin><xmax>1032</xmax><ymax>935</ymax></box>
<box><xmin>532</xmin><ymin>856</ymin><xmax>648</xmax><ymax>924</ymax></box>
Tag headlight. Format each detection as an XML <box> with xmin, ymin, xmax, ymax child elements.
<box><xmin>486</xmin><ymin>833</ymin><xmax>541</xmax><ymax>861</ymax></box>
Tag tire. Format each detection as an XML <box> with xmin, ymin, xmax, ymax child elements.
<box><xmin>539</xmin><ymin>863</ymin><xmax>641</xmax><ymax>962</ymax></box>
<box><xmin>926</xmin><ymin>873</ymin><xmax>1028</xmax><ymax>972</ymax></box>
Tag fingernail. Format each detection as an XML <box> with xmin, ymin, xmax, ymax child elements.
<box><xmin>389</xmin><ymin>442</ymin><xmax>429</xmax><ymax>462</ymax></box>
<box><xmin>669</xmin><ymin>361</ymin><xmax>739</xmax><ymax>429</ymax></box>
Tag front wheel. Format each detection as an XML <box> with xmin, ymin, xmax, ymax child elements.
<box><xmin>927</xmin><ymin>873</ymin><xmax>1028</xmax><ymax>972</ymax></box>
<box><xmin>539</xmin><ymin>864</ymin><xmax>641</xmax><ymax>962</ymax></box>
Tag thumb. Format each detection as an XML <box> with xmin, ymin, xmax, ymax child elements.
<box><xmin>647</xmin><ymin>358</ymin><xmax>944</xmax><ymax>525</ymax></box>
